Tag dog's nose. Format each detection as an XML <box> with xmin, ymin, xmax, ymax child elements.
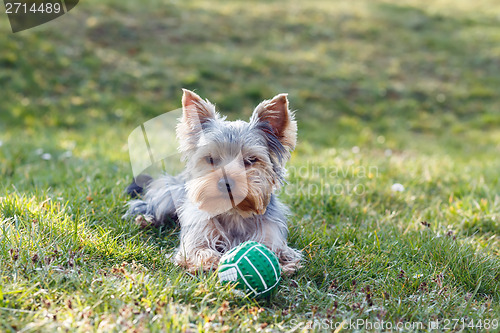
<box><xmin>217</xmin><ymin>177</ymin><xmax>235</xmax><ymax>193</ymax></box>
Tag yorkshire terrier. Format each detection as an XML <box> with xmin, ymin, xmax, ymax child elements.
<box><xmin>124</xmin><ymin>89</ymin><xmax>301</xmax><ymax>274</ymax></box>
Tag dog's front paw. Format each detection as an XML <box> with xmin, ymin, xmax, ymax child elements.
<box><xmin>198</xmin><ymin>250</ymin><xmax>221</xmax><ymax>272</ymax></box>
<box><xmin>174</xmin><ymin>248</ymin><xmax>221</xmax><ymax>273</ymax></box>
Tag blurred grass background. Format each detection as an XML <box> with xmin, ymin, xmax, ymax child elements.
<box><xmin>2</xmin><ymin>0</ymin><xmax>500</xmax><ymax>149</ymax></box>
<box><xmin>1</xmin><ymin>0</ymin><xmax>500</xmax><ymax>331</ymax></box>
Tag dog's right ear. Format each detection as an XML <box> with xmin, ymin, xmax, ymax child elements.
<box><xmin>177</xmin><ymin>89</ymin><xmax>217</xmax><ymax>151</ymax></box>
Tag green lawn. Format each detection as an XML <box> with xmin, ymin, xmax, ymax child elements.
<box><xmin>1</xmin><ymin>0</ymin><xmax>500</xmax><ymax>331</ymax></box>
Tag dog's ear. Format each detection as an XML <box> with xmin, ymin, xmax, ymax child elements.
<box><xmin>177</xmin><ymin>89</ymin><xmax>217</xmax><ymax>151</ymax></box>
<box><xmin>251</xmin><ymin>93</ymin><xmax>297</xmax><ymax>152</ymax></box>
<box><xmin>181</xmin><ymin>89</ymin><xmax>217</xmax><ymax>126</ymax></box>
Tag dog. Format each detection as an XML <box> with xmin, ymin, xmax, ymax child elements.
<box><xmin>124</xmin><ymin>89</ymin><xmax>302</xmax><ymax>274</ymax></box>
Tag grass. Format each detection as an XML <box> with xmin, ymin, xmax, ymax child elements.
<box><xmin>1</xmin><ymin>0</ymin><xmax>500</xmax><ymax>331</ymax></box>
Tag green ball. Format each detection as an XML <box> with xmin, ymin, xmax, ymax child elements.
<box><xmin>218</xmin><ymin>241</ymin><xmax>281</xmax><ymax>298</ymax></box>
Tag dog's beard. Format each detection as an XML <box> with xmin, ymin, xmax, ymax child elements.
<box><xmin>186</xmin><ymin>166</ymin><xmax>274</xmax><ymax>218</ymax></box>
<box><xmin>186</xmin><ymin>165</ymin><xmax>246</xmax><ymax>217</ymax></box>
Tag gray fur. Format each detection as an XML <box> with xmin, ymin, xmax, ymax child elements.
<box><xmin>124</xmin><ymin>172</ymin><xmax>186</xmax><ymax>225</ymax></box>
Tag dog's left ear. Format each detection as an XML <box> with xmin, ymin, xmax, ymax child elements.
<box><xmin>251</xmin><ymin>93</ymin><xmax>297</xmax><ymax>152</ymax></box>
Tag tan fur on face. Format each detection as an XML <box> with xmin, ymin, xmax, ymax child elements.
<box><xmin>186</xmin><ymin>173</ymin><xmax>233</xmax><ymax>217</ymax></box>
<box><xmin>186</xmin><ymin>155</ymin><xmax>276</xmax><ymax>218</ymax></box>
<box><xmin>235</xmin><ymin>160</ymin><xmax>274</xmax><ymax>217</ymax></box>
<box><xmin>186</xmin><ymin>157</ymin><xmax>249</xmax><ymax>216</ymax></box>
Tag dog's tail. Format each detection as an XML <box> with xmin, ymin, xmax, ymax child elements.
<box><xmin>126</xmin><ymin>174</ymin><xmax>153</xmax><ymax>198</ymax></box>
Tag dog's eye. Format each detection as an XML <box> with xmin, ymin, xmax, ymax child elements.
<box><xmin>244</xmin><ymin>157</ymin><xmax>258</xmax><ymax>167</ymax></box>
<box><xmin>205</xmin><ymin>156</ymin><xmax>214</xmax><ymax>165</ymax></box>
<box><xmin>205</xmin><ymin>156</ymin><xmax>218</xmax><ymax>166</ymax></box>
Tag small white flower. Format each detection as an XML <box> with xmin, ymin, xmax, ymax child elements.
<box><xmin>391</xmin><ymin>183</ymin><xmax>405</xmax><ymax>192</ymax></box>
<box><xmin>352</xmin><ymin>146</ymin><xmax>360</xmax><ymax>154</ymax></box>
<box><xmin>385</xmin><ymin>149</ymin><xmax>392</xmax><ymax>157</ymax></box>
<box><xmin>41</xmin><ymin>153</ymin><xmax>52</xmax><ymax>160</ymax></box>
